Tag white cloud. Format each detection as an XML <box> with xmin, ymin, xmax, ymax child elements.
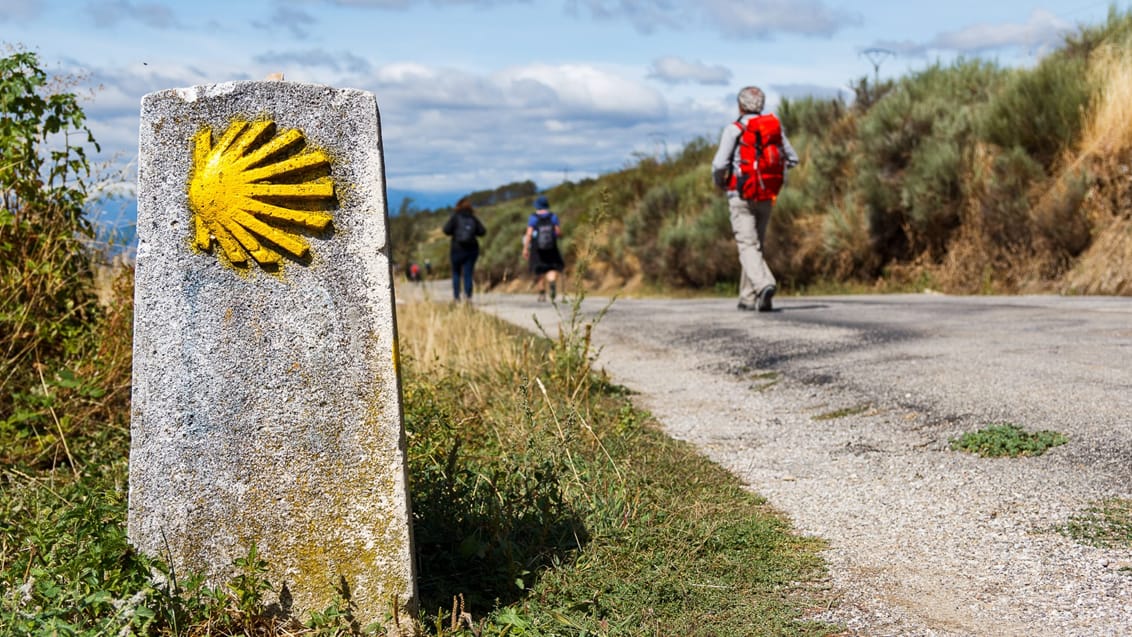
<box><xmin>86</xmin><ymin>1</ymin><xmax>182</xmax><ymax>29</ymax></box>
<box><xmin>701</xmin><ymin>0</ymin><xmax>861</xmax><ymax>38</ymax></box>
<box><xmin>253</xmin><ymin>4</ymin><xmax>319</xmax><ymax>39</ymax></box>
<box><xmin>495</xmin><ymin>63</ymin><xmax>667</xmax><ymax>121</ymax></box>
<box><xmin>569</xmin><ymin>0</ymin><xmax>860</xmax><ymax>38</ymax></box>
<box><xmin>932</xmin><ymin>9</ymin><xmax>1071</xmax><ymax>53</ymax></box>
<box><xmin>648</xmin><ymin>56</ymin><xmax>730</xmax><ymax>86</ymax></box>
<box><xmin>375</xmin><ymin>62</ymin><xmax>435</xmax><ymax>83</ymax></box>
<box><xmin>357</xmin><ymin>61</ymin><xmax>706</xmax><ymax>191</ymax></box>
<box><xmin>308</xmin><ymin>0</ymin><xmax>528</xmax><ymax>7</ymax></box>
<box><xmin>872</xmin><ymin>9</ymin><xmax>1073</xmax><ymax>57</ymax></box>
<box><xmin>70</xmin><ymin>54</ymin><xmax>720</xmax><ymax>196</ymax></box>
<box><xmin>0</xmin><ymin>0</ymin><xmax>43</xmax><ymax>21</ymax></box>
<box><xmin>564</xmin><ymin>0</ymin><xmax>687</xmax><ymax>34</ymax></box>
<box><xmin>254</xmin><ymin>50</ymin><xmax>373</xmax><ymax>74</ymax></box>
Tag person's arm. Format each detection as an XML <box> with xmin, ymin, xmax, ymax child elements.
<box><xmin>781</xmin><ymin>128</ymin><xmax>800</xmax><ymax>167</ymax></box>
<box><xmin>711</xmin><ymin>123</ymin><xmax>740</xmax><ymax>189</ymax></box>
<box><xmin>442</xmin><ymin>214</ymin><xmax>455</xmax><ymax>236</ymax></box>
<box><xmin>475</xmin><ymin>216</ymin><xmax>487</xmax><ymax>237</ymax></box>
<box><xmin>522</xmin><ymin>225</ymin><xmax>534</xmax><ymax>259</ymax></box>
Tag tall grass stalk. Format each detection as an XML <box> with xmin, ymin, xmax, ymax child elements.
<box><xmin>1079</xmin><ymin>41</ymin><xmax>1132</xmax><ymax>161</ymax></box>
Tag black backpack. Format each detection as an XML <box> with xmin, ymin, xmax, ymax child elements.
<box><xmin>453</xmin><ymin>214</ymin><xmax>478</xmax><ymax>247</ymax></box>
<box><xmin>534</xmin><ymin>215</ymin><xmax>556</xmax><ymax>250</ymax></box>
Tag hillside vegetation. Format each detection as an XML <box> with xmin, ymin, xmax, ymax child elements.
<box><xmin>396</xmin><ymin>8</ymin><xmax>1132</xmax><ymax>297</ymax></box>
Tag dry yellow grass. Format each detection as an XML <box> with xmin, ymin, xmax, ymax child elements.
<box><xmin>1079</xmin><ymin>41</ymin><xmax>1132</xmax><ymax>161</ymax></box>
<box><xmin>396</xmin><ymin>294</ymin><xmax>533</xmax><ymax>380</ymax></box>
<box><xmin>1056</xmin><ymin>38</ymin><xmax>1132</xmax><ymax>295</ymax></box>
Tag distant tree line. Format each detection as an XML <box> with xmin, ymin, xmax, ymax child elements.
<box><xmin>462</xmin><ymin>180</ymin><xmax>537</xmax><ymax>208</ymax></box>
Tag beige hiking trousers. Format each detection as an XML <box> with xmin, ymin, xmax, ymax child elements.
<box><xmin>728</xmin><ymin>195</ymin><xmax>776</xmax><ymax>306</ymax></box>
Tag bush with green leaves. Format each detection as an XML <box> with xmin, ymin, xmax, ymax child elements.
<box><xmin>1</xmin><ymin>51</ymin><xmax>107</xmax><ymax>451</ymax></box>
<box><xmin>979</xmin><ymin>54</ymin><xmax>1092</xmax><ymax>170</ymax></box>
<box><xmin>854</xmin><ymin>60</ymin><xmax>1007</xmax><ymax>260</ymax></box>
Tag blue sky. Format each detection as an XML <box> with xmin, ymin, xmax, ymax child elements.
<box><xmin>1</xmin><ymin>0</ymin><xmax>1124</xmax><ymax>210</ymax></box>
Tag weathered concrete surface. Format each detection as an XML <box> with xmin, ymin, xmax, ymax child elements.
<box><xmin>130</xmin><ymin>81</ymin><xmax>415</xmax><ymax>629</ymax></box>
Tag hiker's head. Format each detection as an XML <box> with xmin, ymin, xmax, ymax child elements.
<box><xmin>534</xmin><ymin>195</ymin><xmax>550</xmax><ymax>210</ymax></box>
<box><xmin>455</xmin><ymin>196</ymin><xmax>474</xmax><ymax>213</ymax></box>
<box><xmin>737</xmin><ymin>86</ymin><xmax>765</xmax><ymax>114</ymax></box>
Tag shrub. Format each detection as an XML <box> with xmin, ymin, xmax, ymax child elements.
<box><xmin>0</xmin><ymin>50</ymin><xmax>115</xmax><ymax>468</ymax></box>
<box><xmin>778</xmin><ymin>95</ymin><xmax>847</xmax><ymax>138</ymax></box>
<box><xmin>855</xmin><ymin>60</ymin><xmax>1005</xmax><ymax>261</ymax></box>
<box><xmin>655</xmin><ymin>201</ymin><xmax>736</xmax><ymax>287</ymax></box>
<box><xmin>980</xmin><ymin>53</ymin><xmax>1092</xmax><ymax>169</ymax></box>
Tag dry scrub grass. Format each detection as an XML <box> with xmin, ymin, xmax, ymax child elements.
<box><xmin>397</xmin><ymin>299</ymin><xmax>533</xmax><ymax>380</ymax></box>
<box><xmin>1079</xmin><ymin>43</ymin><xmax>1132</xmax><ymax>161</ymax></box>
<box><xmin>1060</xmin><ymin>40</ymin><xmax>1132</xmax><ymax>294</ymax></box>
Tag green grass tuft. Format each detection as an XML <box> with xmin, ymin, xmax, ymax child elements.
<box><xmin>813</xmin><ymin>404</ymin><xmax>872</xmax><ymax>421</ymax></box>
<box><xmin>1062</xmin><ymin>499</ymin><xmax>1132</xmax><ymax>550</ymax></box>
<box><xmin>949</xmin><ymin>423</ymin><xmax>1068</xmax><ymax>457</ymax></box>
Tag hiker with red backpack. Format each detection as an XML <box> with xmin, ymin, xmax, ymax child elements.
<box><xmin>711</xmin><ymin>86</ymin><xmax>799</xmax><ymax>312</ymax></box>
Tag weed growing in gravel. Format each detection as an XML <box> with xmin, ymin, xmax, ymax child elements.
<box><xmin>813</xmin><ymin>404</ymin><xmax>872</xmax><ymax>420</ymax></box>
<box><xmin>1063</xmin><ymin>499</ymin><xmax>1132</xmax><ymax>550</ymax></box>
<box><xmin>949</xmin><ymin>423</ymin><xmax>1068</xmax><ymax>457</ymax></box>
<box><xmin>747</xmin><ymin>371</ymin><xmax>782</xmax><ymax>392</ymax></box>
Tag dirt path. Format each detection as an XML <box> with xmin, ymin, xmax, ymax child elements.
<box><xmin>469</xmin><ymin>290</ymin><xmax>1132</xmax><ymax>636</ymax></box>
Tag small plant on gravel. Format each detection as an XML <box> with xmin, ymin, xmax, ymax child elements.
<box><xmin>1063</xmin><ymin>498</ymin><xmax>1132</xmax><ymax>550</ymax></box>
<box><xmin>949</xmin><ymin>423</ymin><xmax>1067</xmax><ymax>457</ymax></box>
<box><xmin>747</xmin><ymin>371</ymin><xmax>781</xmax><ymax>392</ymax></box>
<box><xmin>813</xmin><ymin>403</ymin><xmax>872</xmax><ymax>420</ymax></box>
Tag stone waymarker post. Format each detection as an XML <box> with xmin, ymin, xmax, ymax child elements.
<box><xmin>129</xmin><ymin>81</ymin><xmax>416</xmax><ymax>630</ymax></box>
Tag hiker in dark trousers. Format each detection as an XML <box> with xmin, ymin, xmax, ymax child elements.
<box><xmin>522</xmin><ymin>195</ymin><xmax>564</xmax><ymax>302</ymax></box>
<box><xmin>711</xmin><ymin>85</ymin><xmax>798</xmax><ymax>312</ymax></box>
<box><xmin>442</xmin><ymin>197</ymin><xmax>487</xmax><ymax>302</ymax></box>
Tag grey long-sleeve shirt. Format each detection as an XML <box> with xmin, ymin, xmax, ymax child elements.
<box><xmin>711</xmin><ymin>113</ymin><xmax>799</xmax><ymax>193</ymax></box>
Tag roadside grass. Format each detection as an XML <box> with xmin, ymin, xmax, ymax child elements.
<box><xmin>949</xmin><ymin>423</ymin><xmax>1068</xmax><ymax>457</ymax></box>
<box><xmin>1</xmin><ymin>283</ymin><xmax>837</xmax><ymax>636</ymax></box>
<box><xmin>400</xmin><ymin>298</ymin><xmax>837</xmax><ymax>635</ymax></box>
<box><xmin>1062</xmin><ymin>499</ymin><xmax>1132</xmax><ymax>551</ymax></box>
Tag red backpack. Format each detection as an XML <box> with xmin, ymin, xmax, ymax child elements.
<box><xmin>731</xmin><ymin>114</ymin><xmax>785</xmax><ymax>201</ymax></box>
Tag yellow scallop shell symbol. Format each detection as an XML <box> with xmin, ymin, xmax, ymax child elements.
<box><xmin>188</xmin><ymin>119</ymin><xmax>334</xmax><ymax>268</ymax></box>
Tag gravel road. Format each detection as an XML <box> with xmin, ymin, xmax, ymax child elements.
<box><xmin>469</xmin><ymin>290</ymin><xmax>1132</xmax><ymax>636</ymax></box>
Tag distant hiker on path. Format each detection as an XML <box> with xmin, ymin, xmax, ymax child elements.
<box><xmin>711</xmin><ymin>85</ymin><xmax>798</xmax><ymax>312</ymax></box>
<box><xmin>443</xmin><ymin>196</ymin><xmax>487</xmax><ymax>302</ymax></box>
<box><xmin>522</xmin><ymin>195</ymin><xmax>565</xmax><ymax>302</ymax></box>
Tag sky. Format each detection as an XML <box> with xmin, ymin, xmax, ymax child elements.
<box><xmin>1</xmin><ymin>0</ymin><xmax>1126</xmax><ymax>210</ymax></box>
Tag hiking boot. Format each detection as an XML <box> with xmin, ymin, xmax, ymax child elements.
<box><xmin>756</xmin><ymin>285</ymin><xmax>776</xmax><ymax>312</ymax></box>
<box><xmin>537</xmin><ymin>290</ymin><xmax>547</xmax><ymax>302</ymax></box>
<box><xmin>549</xmin><ymin>282</ymin><xmax>557</xmax><ymax>303</ymax></box>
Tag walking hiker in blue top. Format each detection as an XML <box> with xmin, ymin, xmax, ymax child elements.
<box><xmin>442</xmin><ymin>197</ymin><xmax>487</xmax><ymax>302</ymax></box>
<box><xmin>522</xmin><ymin>195</ymin><xmax>564</xmax><ymax>302</ymax></box>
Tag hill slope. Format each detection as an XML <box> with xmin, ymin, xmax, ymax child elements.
<box><xmin>394</xmin><ymin>9</ymin><xmax>1132</xmax><ymax>298</ymax></box>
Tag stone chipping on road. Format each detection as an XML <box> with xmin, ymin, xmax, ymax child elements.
<box><xmin>474</xmin><ymin>291</ymin><xmax>1132</xmax><ymax>637</ymax></box>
